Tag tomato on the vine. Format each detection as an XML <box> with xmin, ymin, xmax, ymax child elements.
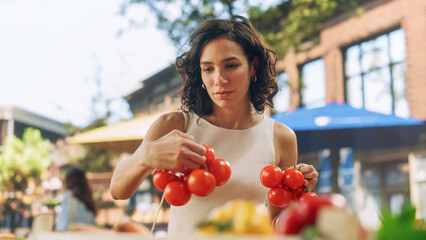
<box><xmin>298</xmin><ymin>192</ymin><xmax>318</xmax><ymax>203</ymax></box>
<box><xmin>152</xmin><ymin>169</ymin><xmax>176</xmax><ymax>191</ymax></box>
<box><xmin>282</xmin><ymin>168</ymin><xmax>305</xmax><ymax>190</ymax></box>
<box><xmin>208</xmin><ymin>158</ymin><xmax>231</xmax><ymax>186</ymax></box>
<box><xmin>176</xmin><ymin>172</ymin><xmax>190</xmax><ymax>185</ymax></box>
<box><xmin>291</xmin><ymin>186</ymin><xmax>306</xmax><ymax>201</ymax></box>
<box><xmin>164</xmin><ymin>181</ymin><xmax>191</xmax><ymax>206</ymax></box>
<box><xmin>260</xmin><ymin>165</ymin><xmax>283</xmax><ymax>188</ymax></box>
<box><xmin>187</xmin><ymin>169</ymin><xmax>216</xmax><ymax>196</ymax></box>
<box><xmin>268</xmin><ymin>187</ymin><xmax>292</xmax><ymax>207</ymax></box>
<box><xmin>203</xmin><ymin>144</ymin><xmax>215</xmax><ymax>166</ymax></box>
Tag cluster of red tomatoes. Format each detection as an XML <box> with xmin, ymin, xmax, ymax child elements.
<box><xmin>152</xmin><ymin>145</ymin><xmax>232</xmax><ymax>206</ymax></box>
<box><xmin>260</xmin><ymin>165</ymin><xmax>318</xmax><ymax>207</ymax></box>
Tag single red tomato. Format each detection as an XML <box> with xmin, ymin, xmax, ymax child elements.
<box><xmin>203</xmin><ymin>144</ymin><xmax>215</xmax><ymax>166</ymax></box>
<box><xmin>268</xmin><ymin>187</ymin><xmax>292</xmax><ymax>207</ymax></box>
<box><xmin>152</xmin><ymin>170</ymin><xmax>176</xmax><ymax>191</ymax></box>
<box><xmin>282</xmin><ymin>168</ymin><xmax>305</xmax><ymax>190</ymax></box>
<box><xmin>276</xmin><ymin>207</ymin><xmax>308</xmax><ymax>235</ymax></box>
<box><xmin>317</xmin><ymin>193</ymin><xmax>347</xmax><ymax>209</ymax></box>
<box><xmin>297</xmin><ymin>193</ymin><xmax>346</xmax><ymax>224</ymax></box>
<box><xmin>187</xmin><ymin>169</ymin><xmax>216</xmax><ymax>196</ymax></box>
<box><xmin>164</xmin><ymin>181</ymin><xmax>191</xmax><ymax>206</ymax></box>
<box><xmin>298</xmin><ymin>192</ymin><xmax>319</xmax><ymax>203</ymax></box>
<box><xmin>208</xmin><ymin>158</ymin><xmax>231</xmax><ymax>186</ymax></box>
<box><xmin>260</xmin><ymin>165</ymin><xmax>283</xmax><ymax>188</ymax></box>
<box><xmin>291</xmin><ymin>186</ymin><xmax>305</xmax><ymax>201</ymax></box>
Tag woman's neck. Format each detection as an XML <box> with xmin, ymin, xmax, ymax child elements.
<box><xmin>205</xmin><ymin>104</ymin><xmax>262</xmax><ymax>129</ymax></box>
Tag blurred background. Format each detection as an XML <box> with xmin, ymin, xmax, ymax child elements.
<box><xmin>1</xmin><ymin>0</ymin><xmax>426</xmax><ymax>238</ymax></box>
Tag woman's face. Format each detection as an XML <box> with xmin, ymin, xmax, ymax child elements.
<box><xmin>199</xmin><ymin>37</ymin><xmax>255</xmax><ymax>111</ymax></box>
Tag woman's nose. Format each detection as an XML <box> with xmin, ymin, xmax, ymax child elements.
<box><xmin>213</xmin><ymin>69</ymin><xmax>227</xmax><ymax>86</ymax></box>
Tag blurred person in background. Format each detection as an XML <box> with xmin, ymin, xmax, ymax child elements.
<box><xmin>55</xmin><ymin>166</ymin><xmax>151</xmax><ymax>235</ymax></box>
<box><xmin>55</xmin><ymin>166</ymin><xmax>97</xmax><ymax>231</ymax></box>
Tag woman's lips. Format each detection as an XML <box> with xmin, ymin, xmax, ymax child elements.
<box><xmin>214</xmin><ymin>91</ymin><xmax>233</xmax><ymax>99</ymax></box>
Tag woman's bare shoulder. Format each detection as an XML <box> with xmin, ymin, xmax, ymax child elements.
<box><xmin>156</xmin><ymin>111</ymin><xmax>185</xmax><ymax>126</ymax></box>
<box><xmin>144</xmin><ymin>111</ymin><xmax>186</xmax><ymax>141</ymax></box>
<box><xmin>273</xmin><ymin>121</ymin><xmax>297</xmax><ymax>168</ymax></box>
<box><xmin>273</xmin><ymin>121</ymin><xmax>296</xmax><ymax>143</ymax></box>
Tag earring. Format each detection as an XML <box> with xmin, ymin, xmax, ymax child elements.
<box><xmin>251</xmin><ymin>75</ymin><xmax>257</xmax><ymax>83</ymax></box>
<box><xmin>201</xmin><ymin>83</ymin><xmax>206</xmax><ymax>89</ymax></box>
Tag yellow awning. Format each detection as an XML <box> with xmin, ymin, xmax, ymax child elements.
<box><xmin>66</xmin><ymin>112</ymin><xmax>168</xmax><ymax>153</ymax></box>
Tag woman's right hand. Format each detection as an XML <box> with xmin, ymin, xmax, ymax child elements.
<box><xmin>139</xmin><ymin>129</ymin><xmax>206</xmax><ymax>173</ymax></box>
<box><xmin>110</xmin><ymin>112</ymin><xmax>201</xmax><ymax>200</ymax></box>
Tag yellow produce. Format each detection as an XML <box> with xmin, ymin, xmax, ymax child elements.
<box><xmin>197</xmin><ymin>200</ymin><xmax>274</xmax><ymax>235</ymax></box>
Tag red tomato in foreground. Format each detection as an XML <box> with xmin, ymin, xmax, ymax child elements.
<box><xmin>282</xmin><ymin>168</ymin><xmax>305</xmax><ymax>190</ymax></box>
<box><xmin>317</xmin><ymin>193</ymin><xmax>347</xmax><ymax>209</ymax></box>
<box><xmin>268</xmin><ymin>187</ymin><xmax>292</xmax><ymax>207</ymax></box>
<box><xmin>298</xmin><ymin>193</ymin><xmax>346</xmax><ymax>224</ymax></box>
<box><xmin>276</xmin><ymin>193</ymin><xmax>347</xmax><ymax>236</ymax></box>
<box><xmin>276</xmin><ymin>207</ymin><xmax>308</xmax><ymax>235</ymax></box>
<box><xmin>152</xmin><ymin>170</ymin><xmax>176</xmax><ymax>191</ymax></box>
<box><xmin>187</xmin><ymin>169</ymin><xmax>216</xmax><ymax>196</ymax></box>
<box><xmin>164</xmin><ymin>181</ymin><xmax>191</xmax><ymax>206</ymax></box>
<box><xmin>260</xmin><ymin>165</ymin><xmax>283</xmax><ymax>188</ymax></box>
<box><xmin>203</xmin><ymin>144</ymin><xmax>215</xmax><ymax>166</ymax></box>
<box><xmin>208</xmin><ymin>158</ymin><xmax>231</xmax><ymax>186</ymax></box>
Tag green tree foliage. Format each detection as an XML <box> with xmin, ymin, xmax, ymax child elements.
<box><xmin>122</xmin><ymin>0</ymin><xmax>250</xmax><ymax>47</ymax></box>
<box><xmin>250</xmin><ymin>0</ymin><xmax>361</xmax><ymax>54</ymax></box>
<box><xmin>0</xmin><ymin>128</ymin><xmax>51</xmax><ymax>192</ymax></box>
<box><xmin>122</xmin><ymin>0</ymin><xmax>362</xmax><ymax>55</ymax></box>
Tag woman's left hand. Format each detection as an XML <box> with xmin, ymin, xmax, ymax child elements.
<box><xmin>295</xmin><ymin>163</ymin><xmax>319</xmax><ymax>192</ymax></box>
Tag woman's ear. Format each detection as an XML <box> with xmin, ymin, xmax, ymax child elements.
<box><xmin>250</xmin><ymin>56</ymin><xmax>260</xmax><ymax>76</ymax></box>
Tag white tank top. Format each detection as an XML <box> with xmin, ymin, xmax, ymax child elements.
<box><xmin>167</xmin><ymin>111</ymin><xmax>276</xmax><ymax>236</ymax></box>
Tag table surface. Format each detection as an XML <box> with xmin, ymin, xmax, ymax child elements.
<box><xmin>28</xmin><ymin>231</ymin><xmax>301</xmax><ymax>240</ymax></box>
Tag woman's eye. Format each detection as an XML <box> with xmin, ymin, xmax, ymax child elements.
<box><xmin>202</xmin><ymin>67</ymin><xmax>212</xmax><ymax>72</ymax></box>
<box><xmin>226</xmin><ymin>64</ymin><xmax>238</xmax><ymax>69</ymax></box>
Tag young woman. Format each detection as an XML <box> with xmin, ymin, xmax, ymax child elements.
<box><xmin>55</xmin><ymin>166</ymin><xmax>97</xmax><ymax>231</ymax></box>
<box><xmin>110</xmin><ymin>15</ymin><xmax>319</xmax><ymax>235</ymax></box>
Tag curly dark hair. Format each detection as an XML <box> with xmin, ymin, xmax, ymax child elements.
<box><xmin>176</xmin><ymin>15</ymin><xmax>279</xmax><ymax>115</ymax></box>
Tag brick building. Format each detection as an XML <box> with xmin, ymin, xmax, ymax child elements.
<box><xmin>276</xmin><ymin>0</ymin><xmax>426</xmax><ymax>225</ymax></box>
<box><xmin>125</xmin><ymin>65</ymin><xmax>182</xmax><ymax>117</ymax></box>
<box><xmin>279</xmin><ymin>0</ymin><xmax>426</xmax><ymax>118</ymax></box>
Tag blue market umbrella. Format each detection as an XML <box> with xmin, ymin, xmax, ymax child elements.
<box><xmin>272</xmin><ymin>103</ymin><xmax>424</xmax><ymax>192</ymax></box>
<box><xmin>272</xmin><ymin>103</ymin><xmax>424</xmax><ymax>154</ymax></box>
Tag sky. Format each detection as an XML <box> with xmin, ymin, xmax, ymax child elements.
<box><xmin>0</xmin><ymin>0</ymin><xmax>177</xmax><ymax>127</ymax></box>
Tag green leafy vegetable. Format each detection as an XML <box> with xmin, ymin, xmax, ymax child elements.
<box><xmin>378</xmin><ymin>204</ymin><xmax>426</xmax><ymax>240</ymax></box>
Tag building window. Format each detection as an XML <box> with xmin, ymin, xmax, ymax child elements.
<box><xmin>344</xmin><ymin>29</ymin><xmax>409</xmax><ymax>118</ymax></box>
<box><xmin>299</xmin><ymin>58</ymin><xmax>326</xmax><ymax>108</ymax></box>
<box><xmin>273</xmin><ymin>72</ymin><xmax>290</xmax><ymax>112</ymax></box>
<box><xmin>153</xmin><ymin>82</ymin><xmax>167</xmax><ymax>95</ymax></box>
